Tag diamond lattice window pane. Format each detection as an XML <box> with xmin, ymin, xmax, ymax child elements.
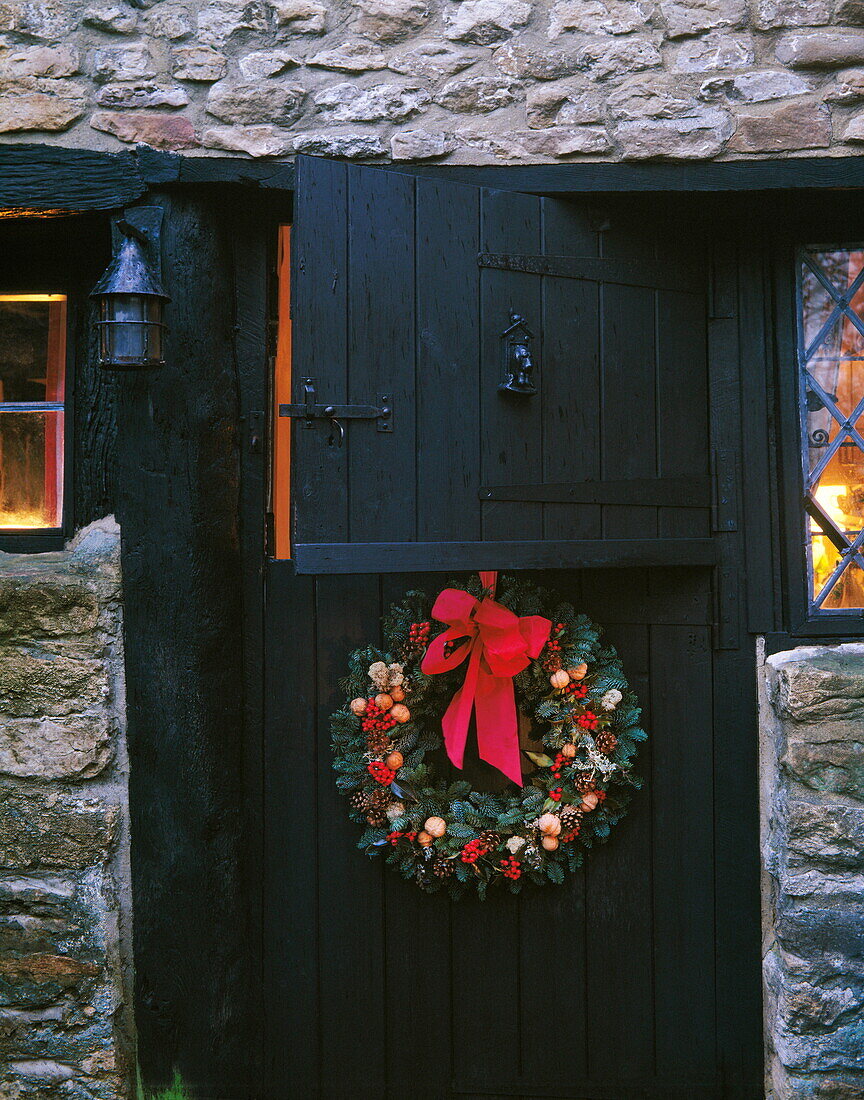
<box><xmin>799</xmin><ymin>248</ymin><xmax>864</xmax><ymax>611</ymax></box>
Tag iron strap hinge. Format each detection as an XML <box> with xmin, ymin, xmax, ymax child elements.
<box><xmin>279</xmin><ymin>377</ymin><xmax>393</xmax><ymax>433</ymax></box>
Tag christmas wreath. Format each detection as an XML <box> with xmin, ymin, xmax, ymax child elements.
<box><xmin>331</xmin><ymin>573</ymin><xmax>646</xmax><ymax>898</ymax></box>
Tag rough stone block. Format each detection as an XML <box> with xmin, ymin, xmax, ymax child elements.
<box><xmin>769</xmin><ymin>645</ymin><xmax>864</xmax><ymax>721</ymax></box>
<box><xmin>493</xmin><ymin>40</ymin><xmax>583</xmax><ymax>80</ymax></box>
<box><xmin>0</xmin><ymin>955</ymin><xmax>100</xmax><ymax>1010</ymax></box>
<box><xmin>92</xmin><ymin>45</ymin><xmax>157</xmax><ymax>83</ymax></box>
<box><xmin>307</xmin><ymin>41</ymin><xmax>387</xmax><ymax>72</ymax></box>
<box><xmin>202</xmin><ymin>124</ymin><xmax>293</xmax><ymax>155</ymax></box>
<box><xmin>660</xmin><ymin>0</ymin><xmax>747</xmax><ymax>39</ymax></box>
<box><xmin>172</xmin><ymin>44</ymin><xmax>227</xmax><ymax>81</ymax></box>
<box><xmin>196</xmin><ymin>0</ymin><xmax>268</xmax><ymax>43</ymax></box>
<box><xmin>609</xmin><ymin>76</ymin><xmax>698</xmax><ymax>118</ymax></box>
<box><xmin>444</xmin><ymin>0</ymin><xmax>532</xmax><ymax>45</ymax></box>
<box><xmin>351</xmin><ymin>0</ymin><xmax>429</xmax><ymax>43</ymax></box>
<box><xmin>526</xmin><ymin>82</ymin><xmax>603</xmax><ymax>128</ymax></box>
<box><xmin>390</xmin><ymin>129</ymin><xmax>452</xmax><ymax>160</ymax></box>
<box><xmin>96</xmin><ymin>82</ymin><xmax>189</xmax><ymax>108</ymax></box>
<box><xmin>777</xmin><ymin>32</ymin><xmax>864</xmax><ymax>69</ymax></box>
<box><xmin>700</xmin><ymin>69</ymin><xmax>810</xmax><ymax>102</ymax></box>
<box><xmin>83</xmin><ymin>5</ymin><xmax>139</xmax><ymax>34</ymax></box>
<box><xmin>388</xmin><ymin>43</ymin><xmax>479</xmax><ymax>79</ymax></box>
<box><xmin>314</xmin><ymin>82</ymin><xmax>429</xmax><ymax>122</ymax></box>
<box><xmin>754</xmin><ymin>0</ymin><xmax>830</xmax><ymax>29</ymax></box>
<box><xmin>0</xmin><ymin>45</ymin><xmax>77</xmax><ymax>78</ymax></box>
<box><xmin>207</xmin><ymin>79</ymin><xmax>305</xmax><ymax>125</ymax></box>
<box><xmin>0</xmin><ymin>714</ymin><xmax>113</xmax><ymax>781</ymax></box>
<box><xmin>836</xmin><ymin>0</ymin><xmax>864</xmax><ymax>23</ymax></box>
<box><xmin>271</xmin><ymin>0</ymin><xmax>326</xmax><ymax>32</ymax></box>
<box><xmin>825</xmin><ymin>69</ymin><xmax>864</xmax><ymax>104</ymax></box>
<box><xmin>146</xmin><ymin>5</ymin><xmax>194</xmax><ymax>40</ymax></box>
<box><xmin>0</xmin><ymin>80</ymin><xmax>85</xmax><ymax>133</ymax></box>
<box><xmin>615</xmin><ymin>106</ymin><xmax>734</xmax><ymax>158</ymax></box>
<box><xmin>583</xmin><ymin>35</ymin><xmax>663</xmax><ymax>80</ymax></box>
<box><xmin>292</xmin><ymin>131</ymin><xmax>386</xmax><ymax>158</ymax></box>
<box><xmin>783</xmin><ymin>726</ymin><xmax>864</xmax><ymax>799</ymax></box>
<box><xmin>0</xmin><ymin>787</ymin><xmax>118</xmax><ymax>871</ymax></box>
<box><xmin>727</xmin><ymin>100</ymin><xmax>831</xmax><ymax>151</ymax></box>
<box><xmin>671</xmin><ymin>31</ymin><xmax>754</xmax><ymax>71</ymax></box>
<box><xmin>548</xmin><ymin>0</ymin><xmax>650</xmax><ymax>37</ymax></box>
<box><xmin>0</xmin><ymin>0</ymin><xmax>74</xmax><ymax>41</ymax></box>
<box><xmin>435</xmin><ymin>74</ymin><xmax>520</xmax><ymax>113</ymax></box>
<box><xmin>91</xmin><ymin>110</ymin><xmax>198</xmax><ymax>149</ymax></box>
<box><xmin>787</xmin><ymin>801</ymin><xmax>864</xmax><ymax>869</ymax></box>
<box><xmin>237</xmin><ymin>49</ymin><xmax>300</xmax><ymax>79</ymax></box>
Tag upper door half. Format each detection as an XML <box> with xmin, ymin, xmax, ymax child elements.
<box><xmin>286</xmin><ymin>155</ymin><xmax>712</xmax><ymax>574</ymax></box>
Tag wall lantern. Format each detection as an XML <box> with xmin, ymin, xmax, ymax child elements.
<box><xmin>499</xmin><ymin>312</ymin><xmax>537</xmax><ymax>397</ymax></box>
<box><xmin>91</xmin><ymin>208</ymin><xmax>169</xmax><ymax>371</ymax></box>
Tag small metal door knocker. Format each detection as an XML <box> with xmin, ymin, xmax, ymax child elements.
<box><xmin>499</xmin><ymin>312</ymin><xmax>537</xmax><ymax>397</ymax></box>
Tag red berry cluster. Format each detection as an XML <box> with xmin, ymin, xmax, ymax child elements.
<box><xmin>362</xmin><ymin>699</ymin><xmax>397</xmax><ymax>733</ymax></box>
<box><xmin>367</xmin><ymin>761</ymin><xmax>395</xmax><ymax>785</ymax></box>
<box><xmin>549</xmin><ymin>787</ymin><xmax>563</xmax><ymax>801</ymax></box>
<box><xmin>387</xmin><ymin>830</ymin><xmax>417</xmax><ymax>845</ymax></box>
<box><xmin>407</xmin><ymin>621</ymin><xmax>431</xmax><ymax>654</ymax></box>
<box><xmin>551</xmin><ymin>752</ymin><xmax>572</xmax><ymax>780</ymax></box>
<box><xmin>561</xmin><ymin>827</ymin><xmax>581</xmax><ymax>843</ymax></box>
<box><xmin>500</xmin><ymin>856</ymin><xmax>522</xmax><ymax>880</ymax></box>
<box><xmin>596</xmin><ymin>789</ymin><xmax>607</xmax><ymax>803</ymax></box>
<box><xmin>461</xmin><ymin>837</ymin><xmax>492</xmax><ymax>864</ymax></box>
<box><xmin>564</xmin><ymin>682</ymin><xmax>589</xmax><ymax>700</ymax></box>
<box><xmin>577</xmin><ymin>711</ymin><xmax>599</xmax><ymax>731</ymax></box>
<box><xmin>541</xmin><ymin>622</ymin><xmax>567</xmax><ymax>672</ymax></box>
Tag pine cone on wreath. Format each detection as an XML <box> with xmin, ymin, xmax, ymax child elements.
<box><xmin>349</xmin><ymin>791</ymin><xmax>371</xmax><ymax>814</ymax></box>
<box><xmin>595</xmin><ymin>730</ymin><xmax>618</xmax><ymax>755</ymax></box>
<box><xmin>477</xmin><ymin>829</ymin><xmax>500</xmax><ymax>852</ymax></box>
<box><xmin>432</xmin><ymin>856</ymin><xmax>455</xmax><ymax>879</ymax></box>
<box><xmin>366</xmin><ymin>809</ymin><xmax>387</xmax><ymax>827</ymax></box>
<box><xmin>574</xmin><ymin>772</ymin><xmax>595</xmax><ymax>794</ymax></box>
<box><xmin>369</xmin><ymin>788</ymin><xmax>391</xmax><ymax>811</ymax></box>
<box><xmin>366</xmin><ymin>730</ymin><xmax>392</xmax><ymax>755</ymax></box>
<box><xmin>559</xmin><ymin>806</ymin><xmax>583</xmax><ymax>832</ymax></box>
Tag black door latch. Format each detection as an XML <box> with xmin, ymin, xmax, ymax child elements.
<box><xmin>279</xmin><ymin>377</ymin><xmax>393</xmax><ymax>447</ymax></box>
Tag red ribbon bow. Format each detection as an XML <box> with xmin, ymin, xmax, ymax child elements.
<box><xmin>420</xmin><ymin>572</ymin><xmax>552</xmax><ymax>785</ymax></box>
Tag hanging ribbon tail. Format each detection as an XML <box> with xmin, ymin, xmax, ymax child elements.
<box><xmin>474</xmin><ymin>670</ymin><xmax>523</xmax><ymax>785</ymax></box>
<box><xmin>440</xmin><ymin>639</ymin><xmax>483</xmax><ymax>770</ymax></box>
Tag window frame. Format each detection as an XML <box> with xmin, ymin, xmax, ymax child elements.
<box><xmin>776</xmin><ymin>238</ymin><xmax>864</xmax><ymax>636</ymax></box>
<box><xmin>0</xmin><ymin>286</ymin><xmax>73</xmax><ymax>553</ymax></box>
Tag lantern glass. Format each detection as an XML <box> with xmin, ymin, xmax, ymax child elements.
<box><xmin>98</xmin><ymin>293</ymin><xmax>164</xmax><ymax>369</ymax></box>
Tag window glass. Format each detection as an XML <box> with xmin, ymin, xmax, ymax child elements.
<box><xmin>0</xmin><ymin>295</ymin><xmax>66</xmax><ymax>530</ymax></box>
<box><xmin>799</xmin><ymin>250</ymin><xmax>864</xmax><ymax>611</ymax></box>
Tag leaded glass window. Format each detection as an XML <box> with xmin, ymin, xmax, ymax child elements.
<box><xmin>798</xmin><ymin>248</ymin><xmax>864</xmax><ymax>612</ymax></box>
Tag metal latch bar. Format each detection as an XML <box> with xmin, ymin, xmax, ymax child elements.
<box><xmin>279</xmin><ymin>378</ymin><xmax>393</xmax><ymax>433</ymax></box>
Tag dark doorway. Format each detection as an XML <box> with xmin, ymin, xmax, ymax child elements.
<box><xmin>260</xmin><ymin>160</ymin><xmax>763</xmax><ymax>1099</ymax></box>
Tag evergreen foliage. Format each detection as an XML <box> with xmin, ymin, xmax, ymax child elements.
<box><xmin>332</xmin><ymin>575</ymin><xmax>647</xmax><ymax>898</ymax></box>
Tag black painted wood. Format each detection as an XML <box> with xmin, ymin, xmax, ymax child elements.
<box><xmin>115</xmin><ymin>190</ymin><xmax>252</xmax><ymax>1098</ymax></box>
<box><xmin>264</xmin><ymin>166</ymin><xmax>763</xmax><ymax>1099</ymax></box>
<box><xmin>0</xmin><ymin>145</ymin><xmax>145</xmax><ymax>214</ymax></box>
<box><xmin>293</xmin><ymin>538</ymin><xmax>717</xmax><ymax>573</ymax></box>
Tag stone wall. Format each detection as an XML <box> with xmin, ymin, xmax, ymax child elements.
<box><xmin>0</xmin><ymin>519</ymin><xmax>133</xmax><ymax>1100</ymax></box>
<box><xmin>759</xmin><ymin>641</ymin><xmax>864</xmax><ymax>1100</ymax></box>
<box><xmin>4</xmin><ymin>0</ymin><xmax>864</xmax><ymax>161</ymax></box>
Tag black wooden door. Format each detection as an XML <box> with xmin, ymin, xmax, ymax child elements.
<box><xmin>263</xmin><ymin>159</ymin><xmax>762</xmax><ymax>1099</ymax></box>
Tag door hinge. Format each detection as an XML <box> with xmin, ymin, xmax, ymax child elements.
<box><xmin>279</xmin><ymin>378</ymin><xmax>393</xmax><ymax>435</ymax></box>
<box><xmin>248</xmin><ymin>410</ymin><xmax>265</xmax><ymax>454</ymax></box>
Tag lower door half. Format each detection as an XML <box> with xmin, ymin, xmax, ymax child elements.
<box><xmin>262</xmin><ymin>565</ymin><xmax>762</xmax><ymax>1100</ymax></box>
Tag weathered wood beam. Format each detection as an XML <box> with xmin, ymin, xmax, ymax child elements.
<box><xmin>0</xmin><ymin>144</ymin><xmax>146</xmax><ymax>215</ymax></box>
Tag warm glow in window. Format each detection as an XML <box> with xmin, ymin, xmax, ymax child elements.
<box><xmin>799</xmin><ymin>250</ymin><xmax>864</xmax><ymax>611</ymax></box>
<box><xmin>0</xmin><ymin>294</ymin><xmax>67</xmax><ymax>530</ymax></box>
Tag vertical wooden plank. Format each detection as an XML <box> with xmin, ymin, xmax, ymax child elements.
<box><xmin>585</xmin><ymin>623</ymin><xmax>655</xmax><ymax>1080</ymax></box>
<box><xmin>232</xmin><ymin>200</ymin><xmax>273</xmax><ymax>1093</ymax></box>
<box><xmin>381</xmin><ymin>573</ymin><xmax>454</xmax><ymax>1097</ymax></box>
<box><xmin>416</xmin><ymin>178</ymin><xmax>482</xmax><ymax>541</ymax></box>
<box><xmin>541</xmin><ymin>198</ymin><xmax>602</xmax><ymax>543</ymax></box>
<box><xmin>348</xmin><ymin>168</ymin><xmax>416</xmax><ymax>542</ymax></box>
<box><xmin>480</xmin><ymin>189</ymin><xmax>544</xmax><ymax>541</ymax></box>
<box><xmin>650</xmin><ymin>623</ymin><xmax>716</xmax><ymax>1079</ymax></box>
<box><xmin>263</xmin><ymin>566</ymin><xmax>319</xmax><ymax>1094</ymax></box>
<box><xmin>315</xmin><ymin>574</ymin><xmax>387</xmax><ymax>1098</ymax></box>
<box><xmin>656</xmin><ymin>288</ymin><xmax>710</xmax><ymax>540</ymax></box>
<box><xmin>292</xmin><ymin>156</ymin><xmax>349</xmax><ymax>543</ymax></box>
